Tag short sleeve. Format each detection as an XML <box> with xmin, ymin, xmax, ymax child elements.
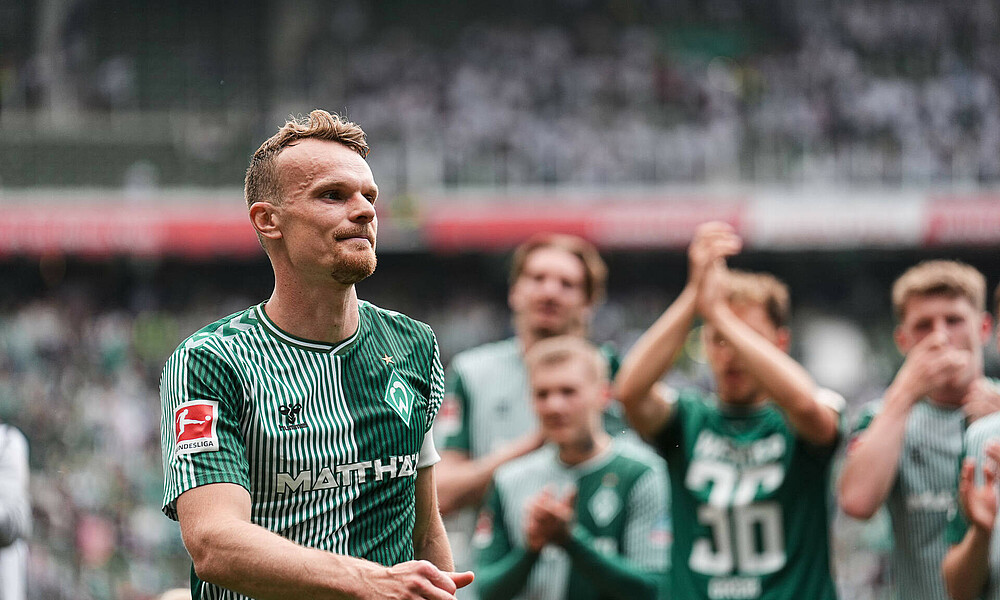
<box><xmin>425</xmin><ymin>330</ymin><xmax>445</xmax><ymax>436</ymax></box>
<box><xmin>160</xmin><ymin>343</ymin><xmax>249</xmax><ymax>520</ymax></box>
<box><xmin>622</xmin><ymin>465</ymin><xmax>671</xmax><ymax>571</ymax></box>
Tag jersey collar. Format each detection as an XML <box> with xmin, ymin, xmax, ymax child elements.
<box><xmin>254</xmin><ymin>302</ymin><xmax>363</xmax><ymax>355</ymax></box>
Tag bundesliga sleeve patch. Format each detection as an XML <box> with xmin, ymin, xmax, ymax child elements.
<box><xmin>173</xmin><ymin>400</ymin><xmax>220</xmax><ymax>455</ymax></box>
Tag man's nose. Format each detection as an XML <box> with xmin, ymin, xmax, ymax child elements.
<box><xmin>350</xmin><ymin>193</ymin><xmax>376</xmax><ymax>222</ymax></box>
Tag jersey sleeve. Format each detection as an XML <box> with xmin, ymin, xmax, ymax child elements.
<box><xmin>424</xmin><ymin>329</ymin><xmax>445</xmax><ymax>437</ymax></box>
<box><xmin>846</xmin><ymin>400</ymin><xmax>882</xmax><ymax>452</ymax></box>
<box><xmin>160</xmin><ymin>343</ymin><xmax>249</xmax><ymax>520</ymax></box>
<box><xmin>474</xmin><ymin>483</ymin><xmax>538</xmax><ymax>600</ymax></box>
<box><xmin>622</xmin><ymin>465</ymin><xmax>671</xmax><ymax>572</ymax></box>
<box><xmin>438</xmin><ymin>361</ymin><xmax>472</xmax><ymax>454</ymax></box>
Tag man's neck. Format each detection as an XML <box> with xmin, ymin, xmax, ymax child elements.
<box><xmin>265</xmin><ymin>276</ymin><xmax>360</xmax><ymax>344</ymax></box>
<box><xmin>558</xmin><ymin>431</ymin><xmax>610</xmax><ymax>466</ymax></box>
<box><xmin>516</xmin><ymin>323</ymin><xmax>586</xmax><ymax>353</ymax></box>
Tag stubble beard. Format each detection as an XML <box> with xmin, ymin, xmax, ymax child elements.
<box><xmin>331</xmin><ymin>249</ymin><xmax>377</xmax><ymax>285</ymax></box>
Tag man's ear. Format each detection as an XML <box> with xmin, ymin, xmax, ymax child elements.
<box><xmin>249</xmin><ymin>202</ymin><xmax>282</xmax><ymax>241</ymax></box>
<box><xmin>979</xmin><ymin>312</ymin><xmax>994</xmax><ymax>347</ymax></box>
<box><xmin>775</xmin><ymin>327</ymin><xmax>791</xmax><ymax>353</ymax></box>
<box><xmin>894</xmin><ymin>325</ymin><xmax>910</xmax><ymax>355</ymax></box>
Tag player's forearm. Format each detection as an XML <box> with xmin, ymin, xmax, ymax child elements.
<box><xmin>563</xmin><ymin>528</ymin><xmax>661</xmax><ymax>600</ymax></box>
<box><xmin>437</xmin><ymin>446</ymin><xmax>535</xmax><ymax>515</ymax></box>
<box><xmin>706</xmin><ymin>304</ymin><xmax>837</xmax><ymax>445</ymax></box>
<box><xmin>184</xmin><ymin>517</ymin><xmax>379</xmax><ymax>599</ymax></box>
<box><xmin>838</xmin><ymin>392</ymin><xmax>912</xmax><ymax>519</ymax></box>
<box><xmin>476</xmin><ymin>548</ymin><xmax>537</xmax><ymax>600</ymax></box>
<box><xmin>615</xmin><ymin>286</ymin><xmax>695</xmax><ymax>433</ymax></box>
<box><xmin>942</xmin><ymin>527</ymin><xmax>992</xmax><ymax>600</ymax></box>
<box><xmin>414</xmin><ymin>504</ymin><xmax>455</xmax><ymax>571</ymax></box>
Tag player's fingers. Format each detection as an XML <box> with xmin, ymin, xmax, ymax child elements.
<box><xmin>984</xmin><ymin>460</ymin><xmax>997</xmax><ymax>488</ymax></box>
<box><xmin>448</xmin><ymin>571</ymin><xmax>475</xmax><ymax>589</ymax></box>
<box><xmin>959</xmin><ymin>459</ymin><xmax>976</xmax><ymax>497</ymax></box>
<box><xmin>985</xmin><ymin>441</ymin><xmax>1000</xmax><ymax>466</ymax></box>
<box><xmin>416</xmin><ymin>561</ymin><xmax>457</xmax><ymax>595</ymax></box>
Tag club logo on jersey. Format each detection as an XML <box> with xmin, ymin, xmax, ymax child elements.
<box><xmin>383</xmin><ymin>371</ymin><xmax>416</xmax><ymax>426</ymax></box>
<box><xmin>174</xmin><ymin>400</ymin><xmax>219</xmax><ymax>455</ymax></box>
<box><xmin>472</xmin><ymin>509</ymin><xmax>495</xmax><ymax>549</ymax></box>
<box><xmin>278</xmin><ymin>403</ymin><xmax>306</xmax><ymax>430</ymax></box>
<box><xmin>589</xmin><ymin>485</ymin><xmax>621</xmax><ymax>527</ymax></box>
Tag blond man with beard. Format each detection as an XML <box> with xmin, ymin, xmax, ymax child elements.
<box><xmin>160</xmin><ymin>110</ymin><xmax>470</xmax><ymax>600</ymax></box>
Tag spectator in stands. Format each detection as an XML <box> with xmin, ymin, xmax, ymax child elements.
<box><xmin>840</xmin><ymin>260</ymin><xmax>1000</xmax><ymax>600</ymax></box>
<box><xmin>474</xmin><ymin>336</ymin><xmax>669</xmax><ymax>600</ymax></box>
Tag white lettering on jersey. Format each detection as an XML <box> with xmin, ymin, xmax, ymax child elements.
<box><xmin>276</xmin><ymin>453</ymin><xmax>419</xmax><ymax>494</ymax></box>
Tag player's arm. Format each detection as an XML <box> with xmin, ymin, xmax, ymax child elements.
<box><xmin>436</xmin><ymin>438</ymin><xmax>544</xmax><ymax>516</ymax></box>
<box><xmin>0</xmin><ymin>427</ymin><xmax>30</xmax><ymax>546</ymax></box>
<box><xmin>434</xmin><ymin>365</ymin><xmax>543</xmax><ymax>515</ymax></box>
<box><xmin>840</xmin><ymin>331</ymin><xmax>960</xmax><ymax>519</ymax></box>
<box><xmin>942</xmin><ymin>444</ymin><xmax>999</xmax><ymax>600</ymax></box>
<box><xmin>413</xmin><ymin>464</ymin><xmax>461</xmax><ymax>572</ymax></box>
<box><xmin>178</xmin><ymin>483</ymin><xmax>472</xmax><ymax>600</ymax></box>
<box><xmin>475</xmin><ymin>484</ymin><xmax>538</xmax><ymax>600</ymax></box>
<box><xmin>698</xmin><ymin>264</ymin><xmax>838</xmax><ymax>446</ymax></box>
<box><xmin>615</xmin><ymin>221</ymin><xmax>741</xmax><ymax>440</ymax></box>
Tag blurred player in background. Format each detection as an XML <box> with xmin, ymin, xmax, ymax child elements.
<box><xmin>840</xmin><ymin>260</ymin><xmax>1000</xmax><ymax>600</ymax></box>
<box><xmin>941</xmin><ymin>284</ymin><xmax>1000</xmax><ymax>600</ymax></box>
<box><xmin>0</xmin><ymin>421</ymin><xmax>30</xmax><ymax>600</ymax></box>
<box><xmin>616</xmin><ymin>221</ymin><xmax>843</xmax><ymax>599</ymax></box>
<box><xmin>159</xmin><ymin>110</ymin><xmax>471</xmax><ymax>599</ymax></box>
<box><xmin>474</xmin><ymin>336</ymin><xmax>669</xmax><ymax>600</ymax></box>
<box><xmin>434</xmin><ymin>233</ymin><xmax>616</xmax><ymax>594</ymax></box>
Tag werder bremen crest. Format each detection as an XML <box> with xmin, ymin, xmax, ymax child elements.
<box><xmin>383</xmin><ymin>370</ymin><xmax>416</xmax><ymax>426</ymax></box>
<box><xmin>589</xmin><ymin>485</ymin><xmax>621</xmax><ymax>527</ymax></box>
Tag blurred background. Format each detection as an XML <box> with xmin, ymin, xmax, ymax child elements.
<box><xmin>1</xmin><ymin>0</ymin><xmax>999</xmax><ymax>598</ymax></box>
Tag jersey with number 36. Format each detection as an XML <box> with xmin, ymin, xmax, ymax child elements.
<box><xmin>652</xmin><ymin>388</ymin><xmax>843</xmax><ymax>600</ymax></box>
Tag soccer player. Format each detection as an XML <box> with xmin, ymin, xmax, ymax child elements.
<box><xmin>839</xmin><ymin>260</ymin><xmax>999</xmax><ymax>600</ymax></box>
<box><xmin>615</xmin><ymin>221</ymin><xmax>844</xmax><ymax>599</ymax></box>
<box><xmin>0</xmin><ymin>421</ymin><xmax>30</xmax><ymax>600</ymax></box>
<box><xmin>434</xmin><ymin>233</ymin><xmax>616</xmax><ymax>590</ymax></box>
<box><xmin>941</xmin><ymin>283</ymin><xmax>1000</xmax><ymax>600</ymax></box>
<box><xmin>159</xmin><ymin>110</ymin><xmax>472</xmax><ymax>600</ymax></box>
<box><xmin>474</xmin><ymin>336</ymin><xmax>669</xmax><ymax>600</ymax></box>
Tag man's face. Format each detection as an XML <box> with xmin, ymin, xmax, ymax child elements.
<box><xmin>703</xmin><ymin>301</ymin><xmax>786</xmax><ymax>405</ymax></box>
<box><xmin>896</xmin><ymin>294</ymin><xmax>990</xmax><ymax>390</ymax></box>
<box><xmin>530</xmin><ymin>359</ymin><xmax>606</xmax><ymax>448</ymax></box>
<box><xmin>271</xmin><ymin>138</ymin><xmax>379</xmax><ymax>285</ymax></box>
<box><xmin>509</xmin><ymin>247</ymin><xmax>590</xmax><ymax>337</ymax></box>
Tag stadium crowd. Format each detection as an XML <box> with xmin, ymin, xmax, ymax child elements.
<box><xmin>2</xmin><ymin>0</ymin><xmax>1000</xmax><ymax>188</ymax></box>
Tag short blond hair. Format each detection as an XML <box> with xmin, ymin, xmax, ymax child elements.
<box><xmin>524</xmin><ymin>336</ymin><xmax>608</xmax><ymax>383</ymax></box>
<box><xmin>723</xmin><ymin>269</ymin><xmax>790</xmax><ymax>328</ymax></box>
<box><xmin>510</xmin><ymin>234</ymin><xmax>608</xmax><ymax>305</ymax></box>
<box><xmin>891</xmin><ymin>260</ymin><xmax>986</xmax><ymax>321</ymax></box>
<box><xmin>244</xmin><ymin>109</ymin><xmax>369</xmax><ymax>210</ymax></box>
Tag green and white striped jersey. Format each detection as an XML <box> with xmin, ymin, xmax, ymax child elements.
<box><xmin>160</xmin><ymin>301</ymin><xmax>444</xmax><ymax>600</ymax></box>
<box><xmin>851</xmin><ymin>398</ymin><xmax>965</xmax><ymax>600</ymax></box>
<box><xmin>946</xmin><ymin>412</ymin><xmax>1000</xmax><ymax>600</ymax></box>
<box><xmin>474</xmin><ymin>439</ymin><xmax>670</xmax><ymax>600</ymax></box>
<box><xmin>654</xmin><ymin>388</ymin><xmax>844</xmax><ymax>600</ymax></box>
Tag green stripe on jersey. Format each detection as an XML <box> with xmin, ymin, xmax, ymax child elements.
<box><xmin>160</xmin><ymin>301</ymin><xmax>444</xmax><ymax>600</ymax></box>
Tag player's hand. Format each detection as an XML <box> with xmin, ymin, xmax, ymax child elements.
<box><xmin>373</xmin><ymin>561</ymin><xmax>474</xmax><ymax>600</ymax></box>
<box><xmin>525</xmin><ymin>487</ymin><xmax>576</xmax><ymax>550</ymax></box>
<box><xmin>892</xmin><ymin>332</ymin><xmax>969</xmax><ymax>405</ymax></box>
<box><xmin>957</xmin><ymin>447</ymin><xmax>999</xmax><ymax>534</ymax></box>
<box><xmin>963</xmin><ymin>379</ymin><xmax>1000</xmax><ymax>423</ymax></box>
<box><xmin>687</xmin><ymin>222</ymin><xmax>741</xmax><ymax>292</ymax></box>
